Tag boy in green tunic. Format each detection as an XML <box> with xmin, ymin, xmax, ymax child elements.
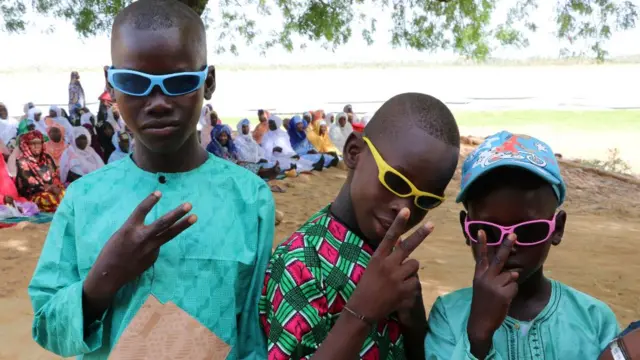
<box><xmin>28</xmin><ymin>1</ymin><xmax>274</xmax><ymax>359</ymax></box>
<box><xmin>425</xmin><ymin>131</ymin><xmax>619</xmax><ymax>359</ymax></box>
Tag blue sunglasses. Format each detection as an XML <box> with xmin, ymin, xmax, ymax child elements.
<box><xmin>107</xmin><ymin>67</ymin><xmax>208</xmax><ymax>97</ymax></box>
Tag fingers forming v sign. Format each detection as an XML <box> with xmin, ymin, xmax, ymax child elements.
<box><xmin>467</xmin><ymin>230</ymin><xmax>519</xmax><ymax>342</ymax></box>
<box><xmin>88</xmin><ymin>191</ymin><xmax>197</xmax><ymax>296</ymax></box>
<box><xmin>348</xmin><ymin>208</ymin><xmax>433</xmax><ymax>323</ymax></box>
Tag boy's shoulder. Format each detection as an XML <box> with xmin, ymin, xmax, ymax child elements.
<box><xmin>271</xmin><ymin>205</ymin><xmax>345</xmax><ymax>261</ymax></box>
<box><xmin>556</xmin><ymin>280</ymin><xmax>616</xmax><ymax>317</ymax></box>
<box><xmin>435</xmin><ymin>287</ymin><xmax>474</xmax><ymax>310</ymax></box>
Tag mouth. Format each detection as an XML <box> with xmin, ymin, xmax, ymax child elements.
<box><xmin>374</xmin><ymin>215</ymin><xmax>394</xmax><ymax>233</ymax></box>
<box><xmin>502</xmin><ymin>263</ymin><xmax>524</xmax><ymax>273</ymax></box>
<box><xmin>141</xmin><ymin>121</ymin><xmax>181</xmax><ymax>136</ymax></box>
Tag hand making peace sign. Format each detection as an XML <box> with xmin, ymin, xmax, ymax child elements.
<box><xmin>467</xmin><ymin>230</ymin><xmax>520</xmax><ymax>359</ymax></box>
<box><xmin>346</xmin><ymin>208</ymin><xmax>433</xmax><ymax>323</ymax></box>
<box><xmin>83</xmin><ymin>191</ymin><xmax>197</xmax><ymax>319</ymax></box>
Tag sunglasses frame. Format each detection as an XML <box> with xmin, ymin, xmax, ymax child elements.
<box><xmin>107</xmin><ymin>67</ymin><xmax>208</xmax><ymax>97</ymax></box>
<box><xmin>362</xmin><ymin>136</ymin><xmax>445</xmax><ymax>210</ymax></box>
<box><xmin>464</xmin><ymin>213</ymin><xmax>558</xmax><ymax>247</ymax></box>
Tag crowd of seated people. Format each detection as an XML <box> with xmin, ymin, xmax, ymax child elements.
<box><xmin>1</xmin><ymin>99</ymin><xmax>365</xmax><ymax>218</ymax></box>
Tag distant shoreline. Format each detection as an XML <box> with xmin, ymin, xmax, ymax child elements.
<box><xmin>2</xmin><ymin>56</ymin><xmax>640</xmax><ymax>74</ymax></box>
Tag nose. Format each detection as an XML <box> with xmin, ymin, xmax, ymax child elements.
<box><xmin>145</xmin><ymin>87</ymin><xmax>172</xmax><ymax>115</ymax></box>
<box><xmin>389</xmin><ymin>196</ymin><xmax>418</xmax><ymax>216</ymax></box>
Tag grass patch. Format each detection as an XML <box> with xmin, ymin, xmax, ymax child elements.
<box><xmin>219</xmin><ymin>110</ymin><xmax>640</xmax><ymax>132</ymax></box>
<box><xmin>453</xmin><ymin>110</ymin><xmax>640</xmax><ymax>131</ymax></box>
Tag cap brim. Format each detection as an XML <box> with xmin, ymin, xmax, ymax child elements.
<box><xmin>456</xmin><ymin>162</ymin><xmax>561</xmax><ymax>203</ymax></box>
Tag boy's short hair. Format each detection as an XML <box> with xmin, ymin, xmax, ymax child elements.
<box><xmin>112</xmin><ymin>0</ymin><xmax>206</xmax><ymax>60</ymax></box>
<box><xmin>364</xmin><ymin>92</ymin><xmax>460</xmax><ymax>148</ymax></box>
<box><xmin>457</xmin><ymin>131</ymin><xmax>566</xmax><ymax>206</ymax></box>
<box><xmin>258</xmin><ymin>109</ymin><xmax>265</xmax><ymax>117</ymax></box>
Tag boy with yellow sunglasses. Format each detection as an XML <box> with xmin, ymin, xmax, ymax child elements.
<box><xmin>259</xmin><ymin>92</ymin><xmax>461</xmax><ymax>359</ymax></box>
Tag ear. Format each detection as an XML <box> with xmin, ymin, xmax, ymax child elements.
<box><xmin>104</xmin><ymin>66</ymin><xmax>116</xmax><ymax>100</ymax></box>
<box><xmin>204</xmin><ymin>65</ymin><xmax>216</xmax><ymax>100</ymax></box>
<box><xmin>342</xmin><ymin>132</ymin><xmax>365</xmax><ymax>170</ymax></box>
<box><xmin>551</xmin><ymin>210</ymin><xmax>566</xmax><ymax>246</ymax></box>
<box><xmin>459</xmin><ymin>210</ymin><xmax>470</xmax><ymax>246</ymax></box>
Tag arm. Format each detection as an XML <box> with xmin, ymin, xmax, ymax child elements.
<box><xmin>597</xmin><ymin>304</ymin><xmax>621</xmax><ymax>352</ymax></box>
<box><xmin>425</xmin><ymin>297</ymin><xmax>501</xmax><ymax>360</ymax></box>
<box><xmin>28</xmin><ymin>190</ymin><xmax>108</xmax><ymax>357</ymax></box>
<box><xmin>236</xmin><ymin>184</ymin><xmax>275</xmax><ymax>360</ymax></box>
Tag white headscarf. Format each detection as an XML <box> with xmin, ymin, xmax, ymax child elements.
<box><xmin>0</xmin><ymin>103</ymin><xmax>18</xmax><ymax>145</ymax></box>
<box><xmin>108</xmin><ymin>130</ymin><xmax>130</xmax><ymax>163</ymax></box>
<box><xmin>80</xmin><ymin>112</ymin><xmax>94</xmax><ymax>127</ymax></box>
<box><xmin>197</xmin><ymin>105</ymin><xmax>212</xmax><ymax>131</ymax></box>
<box><xmin>28</xmin><ymin>108</ymin><xmax>48</xmax><ymax>136</ymax></box>
<box><xmin>59</xmin><ymin>126</ymin><xmax>105</xmax><ymax>182</ymax></box>
<box><xmin>107</xmin><ymin>107</ymin><xmax>125</xmax><ymax>132</ymax></box>
<box><xmin>235</xmin><ymin>118</ymin><xmax>265</xmax><ymax>163</ymax></box>
<box><xmin>261</xmin><ymin>115</ymin><xmax>296</xmax><ymax>158</ymax></box>
<box><xmin>49</xmin><ymin>105</ymin><xmax>75</xmax><ymax>143</ymax></box>
<box><xmin>329</xmin><ymin>112</ymin><xmax>353</xmax><ymax>152</ymax></box>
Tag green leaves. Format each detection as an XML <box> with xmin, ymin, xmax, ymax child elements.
<box><xmin>1</xmin><ymin>0</ymin><xmax>637</xmax><ymax>61</ymax></box>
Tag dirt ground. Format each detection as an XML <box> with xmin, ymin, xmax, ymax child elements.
<box><xmin>1</xmin><ymin>141</ymin><xmax>639</xmax><ymax>359</ymax></box>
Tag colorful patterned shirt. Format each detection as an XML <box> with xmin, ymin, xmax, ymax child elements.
<box><xmin>259</xmin><ymin>205</ymin><xmax>405</xmax><ymax>359</ymax></box>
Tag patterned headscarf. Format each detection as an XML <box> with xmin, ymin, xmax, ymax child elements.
<box><xmin>18</xmin><ymin>130</ymin><xmax>52</xmax><ymax>186</ymax></box>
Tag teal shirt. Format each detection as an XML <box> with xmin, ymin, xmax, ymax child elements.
<box><xmin>425</xmin><ymin>279</ymin><xmax>620</xmax><ymax>360</ymax></box>
<box><xmin>28</xmin><ymin>154</ymin><xmax>275</xmax><ymax>359</ymax></box>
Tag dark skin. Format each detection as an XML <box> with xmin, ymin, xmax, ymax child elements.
<box><xmin>295</xmin><ymin>121</ymin><xmax>317</xmax><ymax>154</ymax></box>
<box><xmin>104</xmin><ymin>24</ymin><xmax>215</xmax><ymax>173</ymax></box>
<box><xmin>118</xmin><ymin>134</ymin><xmax>130</xmax><ymax>153</ymax></box>
<box><xmin>48</xmin><ymin>127</ymin><xmax>62</xmax><ymax>143</ymax></box>
<box><xmin>0</xmin><ymin>105</ymin><xmax>7</xmax><ymax>119</ymax></box>
<box><xmin>28</xmin><ymin>139</ymin><xmax>63</xmax><ymax>194</ymax></box>
<box><xmin>460</xmin><ymin>186</ymin><xmax>567</xmax><ymax>359</ymax></box>
<box><xmin>324</xmin><ymin>129</ymin><xmax>459</xmax><ymax>359</ymax></box>
<box><xmin>82</xmin><ymin>22</ymin><xmax>215</xmax><ymax>326</ymax></box>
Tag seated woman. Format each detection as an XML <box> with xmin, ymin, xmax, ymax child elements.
<box><xmin>44</xmin><ymin>106</ymin><xmax>74</xmax><ymax>144</ymax></box>
<box><xmin>108</xmin><ymin>130</ymin><xmax>131</xmax><ymax>163</ymax></box>
<box><xmin>44</xmin><ymin>124</ymin><xmax>68</xmax><ymax>167</ymax></box>
<box><xmin>15</xmin><ymin>130</ymin><xmax>65</xmax><ymax>212</ymax></box>
<box><xmin>287</xmin><ymin>116</ymin><xmax>336</xmax><ymax>168</ymax></box>
<box><xmin>96</xmin><ymin>120</ymin><xmax>116</xmax><ymax>163</ymax></box>
<box><xmin>0</xmin><ymin>153</ymin><xmax>39</xmax><ymax>220</ymax></box>
<box><xmin>261</xmin><ymin>115</ymin><xmax>319</xmax><ymax>172</ymax></box>
<box><xmin>309</xmin><ymin>120</ymin><xmax>342</xmax><ymax>158</ymax></box>
<box><xmin>59</xmin><ymin>127</ymin><xmax>105</xmax><ymax>184</ymax></box>
<box><xmin>207</xmin><ymin>124</ymin><xmax>280</xmax><ymax>180</ymax></box>
<box><xmin>235</xmin><ymin>119</ymin><xmax>278</xmax><ymax>167</ymax></box>
<box><xmin>329</xmin><ymin>112</ymin><xmax>352</xmax><ymax>152</ymax></box>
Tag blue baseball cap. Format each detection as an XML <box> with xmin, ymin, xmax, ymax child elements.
<box><xmin>457</xmin><ymin>131</ymin><xmax>566</xmax><ymax>205</ymax></box>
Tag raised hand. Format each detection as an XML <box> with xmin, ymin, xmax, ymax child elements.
<box><xmin>346</xmin><ymin>208</ymin><xmax>433</xmax><ymax>323</ymax></box>
<box><xmin>82</xmin><ymin>191</ymin><xmax>196</xmax><ymax>318</ymax></box>
<box><xmin>467</xmin><ymin>231</ymin><xmax>519</xmax><ymax>359</ymax></box>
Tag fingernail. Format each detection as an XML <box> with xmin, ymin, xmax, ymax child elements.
<box><xmin>183</xmin><ymin>203</ymin><xmax>192</xmax><ymax>211</ymax></box>
<box><xmin>188</xmin><ymin>215</ymin><xmax>197</xmax><ymax>224</ymax></box>
<box><xmin>399</xmin><ymin>208</ymin><xmax>410</xmax><ymax>218</ymax></box>
<box><xmin>153</xmin><ymin>191</ymin><xmax>161</xmax><ymax>198</ymax></box>
<box><xmin>424</xmin><ymin>222</ymin><xmax>434</xmax><ymax>231</ymax></box>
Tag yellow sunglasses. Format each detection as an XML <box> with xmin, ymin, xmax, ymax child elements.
<box><xmin>363</xmin><ymin>136</ymin><xmax>445</xmax><ymax>210</ymax></box>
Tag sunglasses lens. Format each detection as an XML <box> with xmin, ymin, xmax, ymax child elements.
<box><xmin>514</xmin><ymin>221</ymin><xmax>551</xmax><ymax>244</ymax></box>
<box><xmin>163</xmin><ymin>74</ymin><xmax>202</xmax><ymax>95</ymax></box>
<box><xmin>383</xmin><ymin>171</ymin><xmax>412</xmax><ymax>196</ymax></box>
<box><xmin>112</xmin><ymin>72</ymin><xmax>151</xmax><ymax>95</ymax></box>
<box><xmin>468</xmin><ymin>223</ymin><xmax>502</xmax><ymax>245</ymax></box>
<box><xmin>415</xmin><ymin>196</ymin><xmax>442</xmax><ymax>210</ymax></box>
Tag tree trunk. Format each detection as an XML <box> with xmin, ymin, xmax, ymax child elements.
<box><xmin>177</xmin><ymin>0</ymin><xmax>209</xmax><ymax>15</ymax></box>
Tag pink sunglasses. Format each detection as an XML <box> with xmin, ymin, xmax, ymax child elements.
<box><xmin>464</xmin><ymin>214</ymin><xmax>558</xmax><ymax>246</ymax></box>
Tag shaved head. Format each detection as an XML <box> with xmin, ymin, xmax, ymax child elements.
<box><xmin>111</xmin><ymin>0</ymin><xmax>206</xmax><ymax>65</ymax></box>
<box><xmin>364</xmin><ymin>92</ymin><xmax>460</xmax><ymax>148</ymax></box>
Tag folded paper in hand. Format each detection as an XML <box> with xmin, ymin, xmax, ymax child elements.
<box><xmin>109</xmin><ymin>295</ymin><xmax>231</xmax><ymax>360</ymax></box>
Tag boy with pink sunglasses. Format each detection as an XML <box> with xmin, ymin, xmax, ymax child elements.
<box><xmin>425</xmin><ymin>131</ymin><xmax>619</xmax><ymax>359</ymax></box>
